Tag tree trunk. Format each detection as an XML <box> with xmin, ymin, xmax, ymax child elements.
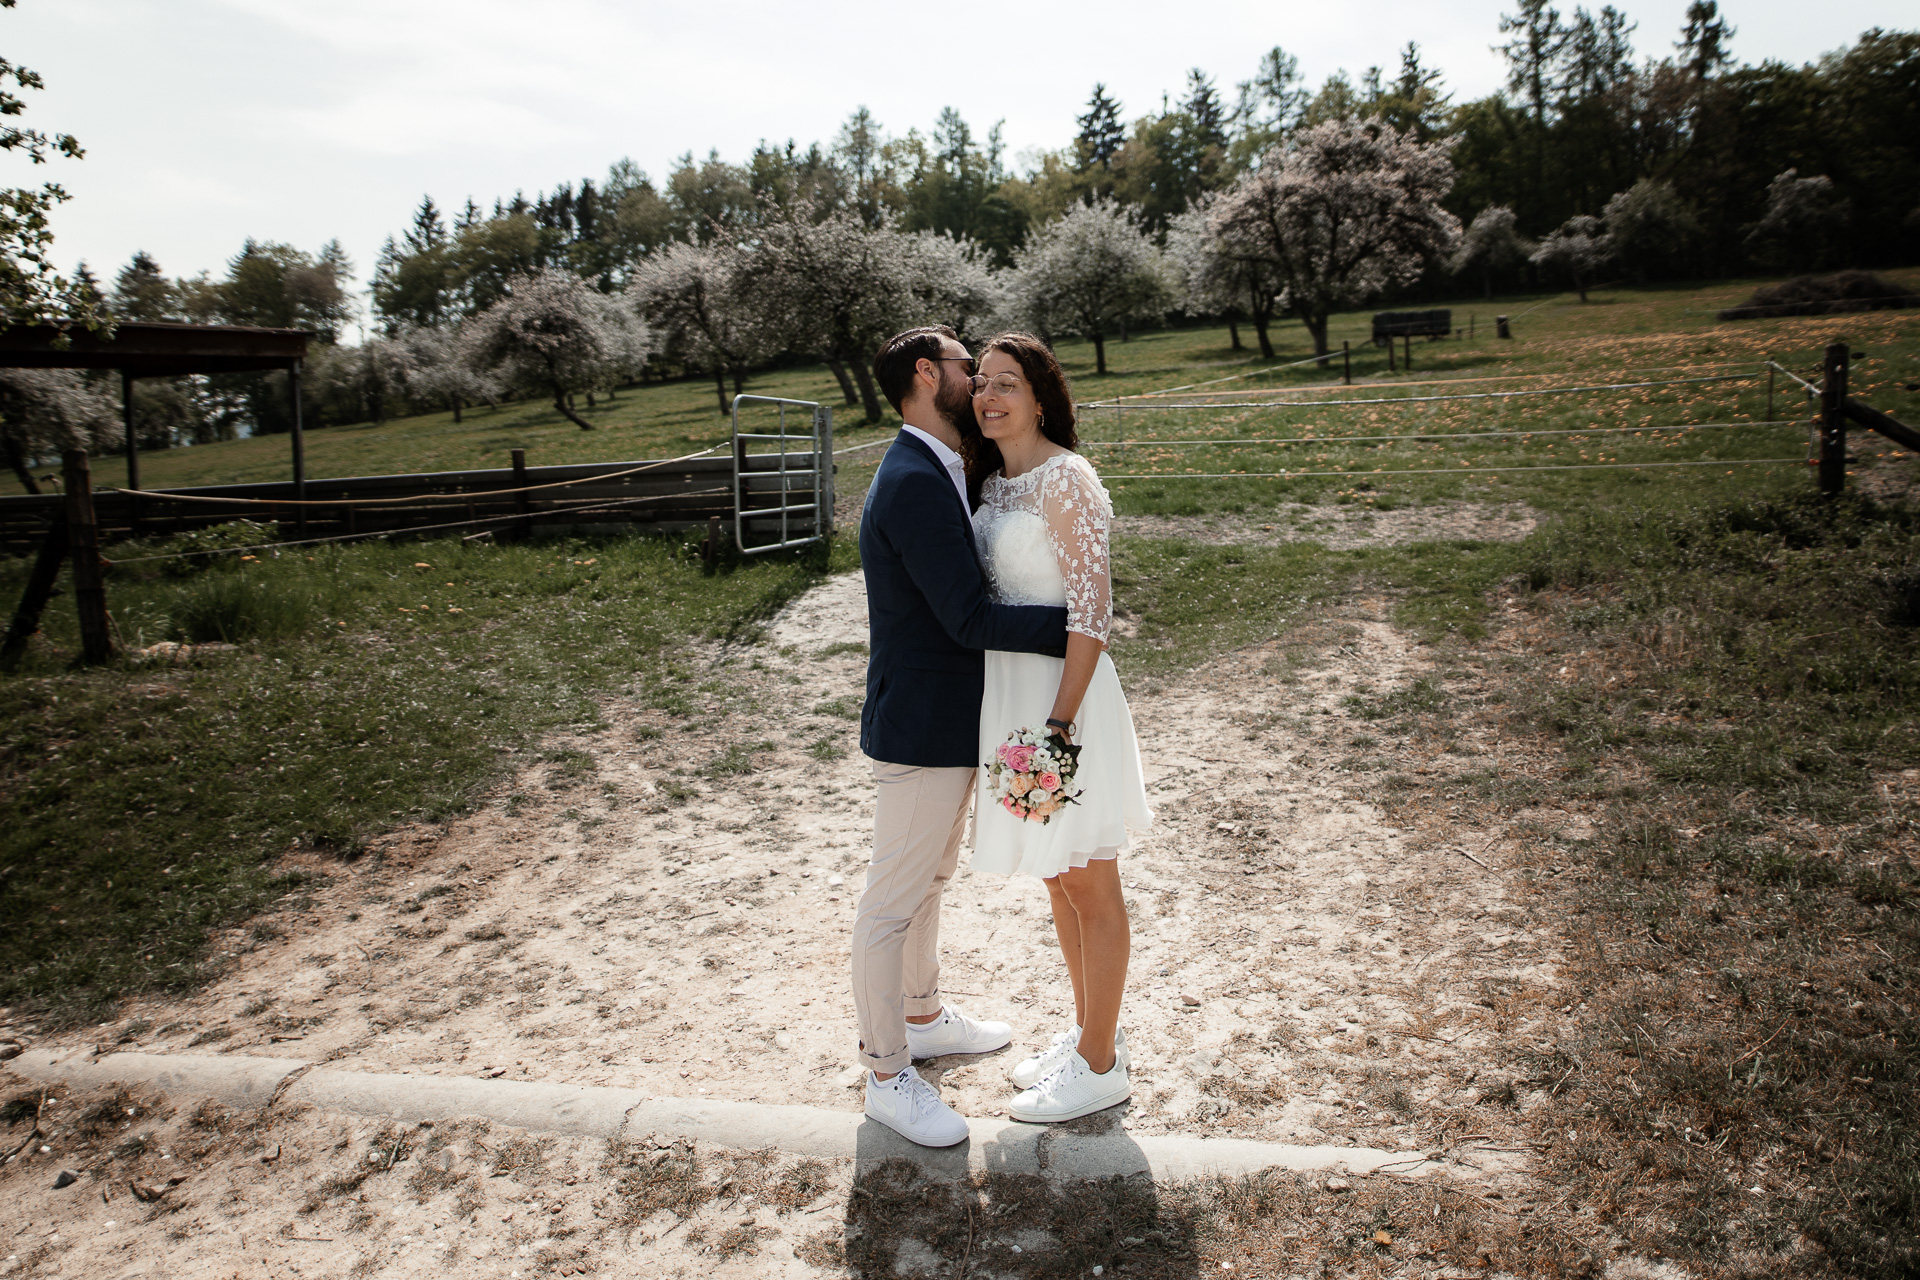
<box><xmin>1574</xmin><ymin>275</ymin><xmax>1589</xmax><ymax>303</ymax></box>
<box><xmin>1483</xmin><ymin>272</ymin><xmax>1493</xmax><ymax>299</ymax></box>
<box><xmin>585</xmin><ymin>390</ymin><xmax>596</xmax><ymax>408</ymax></box>
<box><xmin>1251</xmin><ymin>315</ymin><xmax>1274</xmax><ymax>360</ymax></box>
<box><xmin>1092</xmin><ymin>333</ymin><xmax>1108</xmax><ymax>375</ymax></box>
<box><xmin>1305</xmin><ymin>313</ymin><xmax>1332</xmax><ymax>367</ymax></box>
<box><xmin>731</xmin><ymin>366</ymin><xmax>747</xmax><ymax>397</ymax></box>
<box><xmin>1249</xmin><ymin>283</ymin><xmax>1276</xmax><ymax>359</ymax></box>
<box><xmin>4</xmin><ymin>438</ymin><xmax>40</xmax><ymax>494</ymax></box>
<box><xmin>451</xmin><ymin>395</ymin><xmax>463</xmax><ymax>424</ymax></box>
<box><xmin>849</xmin><ymin>358</ymin><xmax>885</xmax><ymax>424</ymax></box>
<box><xmin>824</xmin><ymin>357</ymin><xmax>859</xmax><ymax>408</ymax></box>
<box><xmin>713</xmin><ymin>366</ymin><xmax>731</xmax><ymax>416</ymax></box>
<box><xmin>1227</xmin><ymin>320</ymin><xmax>1242</xmax><ymax>351</ymax></box>
<box><xmin>552</xmin><ymin>382</ymin><xmax>594</xmax><ymax>430</ymax></box>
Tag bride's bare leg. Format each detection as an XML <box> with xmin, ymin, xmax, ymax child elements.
<box><xmin>1056</xmin><ymin>858</ymin><xmax>1128</xmax><ymax>1074</ymax></box>
<box><xmin>1043</xmin><ymin>874</ymin><xmax>1087</xmax><ymax>1028</ymax></box>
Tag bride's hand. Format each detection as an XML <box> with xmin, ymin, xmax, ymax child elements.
<box><xmin>1045</xmin><ymin>717</ymin><xmax>1075</xmax><ymax>745</ymax></box>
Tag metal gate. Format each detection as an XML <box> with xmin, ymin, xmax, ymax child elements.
<box><xmin>731</xmin><ymin>395</ymin><xmax>834</xmax><ymax>554</ymax></box>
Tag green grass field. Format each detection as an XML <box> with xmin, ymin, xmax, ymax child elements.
<box><xmin>16</xmin><ymin>272</ymin><xmax>1915</xmax><ymax>522</ymax></box>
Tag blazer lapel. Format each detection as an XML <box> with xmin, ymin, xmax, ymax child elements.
<box><xmin>893</xmin><ymin>429</ymin><xmax>977</xmax><ymax>547</ymax></box>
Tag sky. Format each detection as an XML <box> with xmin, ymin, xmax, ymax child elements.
<box><xmin>7</xmin><ymin>0</ymin><xmax>1909</xmax><ymax>319</ymax></box>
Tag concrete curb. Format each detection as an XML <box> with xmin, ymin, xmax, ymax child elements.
<box><xmin>8</xmin><ymin>1048</ymin><xmax>1436</xmax><ymax>1181</ymax></box>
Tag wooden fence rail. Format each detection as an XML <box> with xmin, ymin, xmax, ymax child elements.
<box><xmin>0</xmin><ymin>452</ymin><xmax>824</xmax><ymax>556</ymax></box>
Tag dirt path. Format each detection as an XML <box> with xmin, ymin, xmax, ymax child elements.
<box><xmin>3</xmin><ymin>571</ymin><xmax>1616</xmax><ymax>1277</ymax></box>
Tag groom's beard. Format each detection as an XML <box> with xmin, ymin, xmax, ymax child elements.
<box><xmin>933</xmin><ymin>371</ymin><xmax>976</xmax><ymax>439</ymax></box>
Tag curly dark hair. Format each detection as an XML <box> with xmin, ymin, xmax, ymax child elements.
<box><xmin>959</xmin><ymin>332</ymin><xmax>1079</xmax><ymax>504</ymax></box>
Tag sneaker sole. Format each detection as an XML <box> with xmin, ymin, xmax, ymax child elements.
<box><xmin>1008</xmin><ymin>1083</ymin><xmax>1132</xmax><ymax>1124</ymax></box>
<box><xmin>863</xmin><ymin>1106</ymin><xmax>970</xmax><ymax>1148</ymax></box>
<box><xmin>907</xmin><ymin>1034</ymin><xmax>1012</xmax><ymax>1059</ymax></box>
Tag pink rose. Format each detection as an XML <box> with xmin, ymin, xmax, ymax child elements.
<box><xmin>996</xmin><ymin>742</ymin><xmax>1016</xmax><ymax>764</ymax></box>
<box><xmin>1009</xmin><ymin>773</ymin><xmax>1032</xmax><ymax>797</ymax></box>
<box><xmin>1007</xmin><ymin>743</ymin><xmax>1037</xmax><ymax>772</ymax></box>
<box><xmin>1037</xmin><ymin>771</ymin><xmax>1061</xmax><ymax>792</ymax></box>
<box><xmin>1000</xmin><ymin>795</ymin><xmax>1017</xmax><ymax>814</ymax></box>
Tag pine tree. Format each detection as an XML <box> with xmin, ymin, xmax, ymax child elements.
<box><xmin>404</xmin><ymin>195</ymin><xmax>446</xmax><ymax>255</ymax></box>
<box><xmin>1076</xmin><ymin>84</ymin><xmax>1125</xmax><ymax>169</ymax></box>
<box><xmin>1677</xmin><ymin>0</ymin><xmax>1735</xmax><ymax>79</ymax></box>
<box><xmin>1185</xmin><ymin>69</ymin><xmax>1227</xmax><ymax>151</ymax></box>
<box><xmin>113</xmin><ymin>251</ymin><xmax>175</xmax><ymax>321</ymax></box>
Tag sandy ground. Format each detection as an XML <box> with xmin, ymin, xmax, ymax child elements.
<box><xmin>2</xmin><ymin>572</ymin><xmax>1617</xmax><ymax>1278</ymax></box>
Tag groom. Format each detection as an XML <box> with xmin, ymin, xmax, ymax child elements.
<box><xmin>852</xmin><ymin>325</ymin><xmax>1070</xmax><ymax>1147</ymax></box>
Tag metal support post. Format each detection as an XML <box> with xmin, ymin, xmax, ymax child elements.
<box><xmin>122</xmin><ymin>370</ymin><xmax>140</xmax><ymax>535</ymax></box>
<box><xmin>289</xmin><ymin>358</ymin><xmax>307</xmax><ymax>536</ymax></box>
<box><xmin>1343</xmin><ymin>340</ymin><xmax>1351</xmax><ymax>386</ymax></box>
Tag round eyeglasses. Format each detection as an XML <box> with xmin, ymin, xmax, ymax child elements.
<box><xmin>969</xmin><ymin>373</ymin><xmax>1026</xmax><ymax>398</ymax></box>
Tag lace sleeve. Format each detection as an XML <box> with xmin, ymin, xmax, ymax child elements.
<box><xmin>1037</xmin><ymin>455</ymin><xmax>1113</xmax><ymax>643</ymax></box>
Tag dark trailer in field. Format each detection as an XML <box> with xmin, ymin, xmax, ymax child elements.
<box><xmin>1371</xmin><ymin>310</ymin><xmax>1452</xmax><ymax>345</ymax></box>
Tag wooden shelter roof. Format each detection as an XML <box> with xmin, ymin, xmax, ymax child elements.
<box><xmin>0</xmin><ymin>321</ymin><xmax>310</xmax><ymax>377</ymax></box>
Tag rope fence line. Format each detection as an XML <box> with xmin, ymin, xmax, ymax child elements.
<box><xmin>1767</xmin><ymin>360</ymin><xmax>1822</xmax><ymax>394</ymax></box>
<box><xmin>1091</xmin><ymin>358</ymin><xmax>1778</xmax><ymax>407</ymax></box>
<box><xmin>1078</xmin><ymin>418</ymin><xmax>1799</xmax><ymax>450</ymax></box>
<box><xmin>1098</xmin><ymin>458</ymin><xmax>1807</xmax><ymax>481</ymax></box>
<box><xmin>103</xmin><ymin>444</ymin><xmax>729</xmax><ymax>508</ymax></box>
<box><xmin>101</xmin><ymin>486</ymin><xmax>737</xmax><ymax>565</ymax></box>
<box><xmin>1098</xmin><ymin>372</ymin><xmax>1757</xmax><ymax>412</ymax></box>
<box><xmin>1084</xmin><ymin>347</ymin><xmax>1359</xmax><ymax>403</ymax></box>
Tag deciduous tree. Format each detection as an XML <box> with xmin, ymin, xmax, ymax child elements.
<box><xmin>1604</xmin><ymin>179</ymin><xmax>1700</xmax><ymax>280</ymax></box>
<box><xmin>1209</xmin><ymin>118</ymin><xmax>1461</xmax><ymax>361</ymax></box>
<box><xmin>0</xmin><ymin>369</ymin><xmax>119</xmax><ymax>493</ymax></box>
<box><xmin>628</xmin><ymin>241</ymin><xmax>769</xmax><ymax>415</ymax></box>
<box><xmin>1744</xmin><ymin>169</ymin><xmax>1851</xmax><ymax>273</ymax></box>
<box><xmin>1448</xmin><ymin>205</ymin><xmax>1534</xmax><ymax>296</ymax></box>
<box><xmin>460</xmin><ymin>269</ymin><xmax>650</xmax><ymax>430</ymax></box>
<box><xmin>1530</xmin><ymin>213</ymin><xmax>1612</xmax><ymax>300</ymax></box>
<box><xmin>1006</xmin><ymin>197</ymin><xmax>1171</xmax><ymax>374</ymax></box>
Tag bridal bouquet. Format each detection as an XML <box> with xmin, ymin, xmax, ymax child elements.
<box><xmin>985</xmin><ymin>727</ymin><xmax>1083</xmax><ymax>824</ymax></box>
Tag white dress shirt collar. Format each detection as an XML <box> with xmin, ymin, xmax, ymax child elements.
<box><xmin>900</xmin><ymin>422</ymin><xmax>970</xmax><ymax>513</ymax></box>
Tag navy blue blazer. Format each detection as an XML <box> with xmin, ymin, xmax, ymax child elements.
<box><xmin>859</xmin><ymin>430</ymin><xmax>1069</xmax><ymax>768</ymax></box>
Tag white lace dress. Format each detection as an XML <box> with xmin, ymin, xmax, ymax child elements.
<box><xmin>970</xmin><ymin>453</ymin><xmax>1153</xmax><ymax>879</ymax></box>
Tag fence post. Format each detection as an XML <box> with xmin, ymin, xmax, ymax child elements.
<box><xmin>511</xmin><ymin>448</ymin><xmax>531</xmax><ymax>541</ymax></box>
<box><xmin>1766</xmin><ymin>360</ymin><xmax>1775</xmax><ymax>423</ymax></box>
<box><xmin>62</xmin><ymin>450</ymin><xmax>113</xmax><ymax>664</ymax></box>
<box><xmin>1819</xmin><ymin>343</ymin><xmax>1849</xmax><ymax>495</ymax></box>
<box><xmin>702</xmin><ymin>514</ymin><xmax>721</xmax><ymax>569</ymax></box>
<box><xmin>1387</xmin><ymin>333</ymin><xmax>1395</xmax><ymax>372</ymax></box>
<box><xmin>1404</xmin><ymin>333</ymin><xmax>1413</xmax><ymax>371</ymax></box>
<box><xmin>1342</xmin><ymin>340</ymin><xmax>1351</xmax><ymax>385</ymax></box>
<box><xmin>0</xmin><ymin>514</ymin><xmax>67</xmax><ymax>670</ymax></box>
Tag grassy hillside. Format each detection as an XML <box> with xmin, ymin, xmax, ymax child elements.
<box><xmin>10</xmin><ymin>273</ymin><xmax>1917</xmax><ymax>516</ymax></box>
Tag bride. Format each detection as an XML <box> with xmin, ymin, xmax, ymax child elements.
<box><xmin>962</xmin><ymin>332</ymin><xmax>1154</xmax><ymax>1124</ymax></box>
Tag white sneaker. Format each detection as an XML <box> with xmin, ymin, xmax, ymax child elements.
<box><xmin>1010</xmin><ymin>1025</ymin><xmax>1130</xmax><ymax>1089</ymax></box>
<box><xmin>1008</xmin><ymin>1050</ymin><xmax>1131</xmax><ymax>1124</ymax></box>
<box><xmin>904</xmin><ymin>1004</ymin><xmax>1012</xmax><ymax>1058</ymax></box>
<box><xmin>863</xmin><ymin>1065</ymin><xmax>970</xmax><ymax>1148</ymax></box>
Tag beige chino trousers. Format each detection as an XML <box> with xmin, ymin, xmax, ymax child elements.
<box><xmin>850</xmin><ymin>761</ymin><xmax>974</xmax><ymax>1074</ymax></box>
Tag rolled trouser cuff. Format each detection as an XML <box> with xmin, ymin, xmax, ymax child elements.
<box><xmin>902</xmin><ymin>991</ymin><xmax>944</xmax><ymax>1018</ymax></box>
<box><xmin>858</xmin><ymin>1041</ymin><xmax>910</xmax><ymax>1074</ymax></box>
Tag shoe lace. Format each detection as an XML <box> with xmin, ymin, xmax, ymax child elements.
<box><xmin>899</xmin><ymin>1069</ymin><xmax>945</xmax><ymax>1122</ymax></box>
<box><xmin>1037</xmin><ymin>1053</ymin><xmax>1087</xmax><ymax>1093</ymax></box>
